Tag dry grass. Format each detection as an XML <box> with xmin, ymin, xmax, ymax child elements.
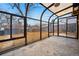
<box><xmin>0</xmin><ymin>35</ymin><xmax>10</xmax><ymax>40</ymax></box>
<box><xmin>27</xmin><ymin>32</ymin><xmax>40</xmax><ymax>43</ymax></box>
<box><xmin>0</xmin><ymin>32</ymin><xmax>49</xmax><ymax>52</ymax></box>
<box><xmin>0</xmin><ymin>32</ymin><xmax>76</xmax><ymax>52</ymax></box>
<box><xmin>27</xmin><ymin>32</ymin><xmax>48</xmax><ymax>43</ymax></box>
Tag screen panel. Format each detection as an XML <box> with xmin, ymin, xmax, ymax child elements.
<box><xmin>12</xmin><ymin>16</ymin><xmax>24</xmax><ymax>38</ymax></box>
<box><xmin>0</xmin><ymin>38</ymin><xmax>25</xmax><ymax>52</ymax></box>
<box><xmin>0</xmin><ymin>13</ymin><xmax>10</xmax><ymax>40</ymax></box>
<box><xmin>67</xmin><ymin>17</ymin><xmax>77</xmax><ymax>38</ymax></box>
<box><xmin>42</xmin><ymin>22</ymin><xmax>48</xmax><ymax>39</ymax></box>
<box><xmin>49</xmin><ymin>23</ymin><xmax>53</xmax><ymax>36</ymax></box>
<box><xmin>54</xmin><ymin>19</ymin><xmax>57</xmax><ymax>35</ymax></box>
<box><xmin>27</xmin><ymin>18</ymin><xmax>40</xmax><ymax>44</ymax></box>
<box><xmin>59</xmin><ymin>18</ymin><xmax>66</xmax><ymax>36</ymax></box>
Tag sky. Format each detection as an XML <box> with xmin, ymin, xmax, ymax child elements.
<box><xmin>0</xmin><ymin>3</ymin><xmax>76</xmax><ymax>26</ymax></box>
<box><xmin>0</xmin><ymin>3</ymin><xmax>57</xmax><ymax>25</ymax></box>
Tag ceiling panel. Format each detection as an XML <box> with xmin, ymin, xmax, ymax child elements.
<box><xmin>42</xmin><ymin>3</ymin><xmax>53</xmax><ymax>7</ymax></box>
<box><xmin>56</xmin><ymin>7</ymin><xmax>72</xmax><ymax>16</ymax></box>
<box><xmin>42</xmin><ymin>3</ymin><xmax>73</xmax><ymax>16</ymax></box>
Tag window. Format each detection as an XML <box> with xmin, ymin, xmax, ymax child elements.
<box><xmin>49</xmin><ymin>23</ymin><xmax>53</xmax><ymax>36</ymax></box>
<box><xmin>54</xmin><ymin>19</ymin><xmax>57</xmax><ymax>35</ymax></box>
<box><xmin>67</xmin><ymin>17</ymin><xmax>77</xmax><ymax>38</ymax></box>
<box><xmin>0</xmin><ymin>13</ymin><xmax>10</xmax><ymax>40</ymax></box>
<box><xmin>42</xmin><ymin>22</ymin><xmax>48</xmax><ymax>39</ymax></box>
<box><xmin>27</xmin><ymin>18</ymin><xmax>40</xmax><ymax>43</ymax></box>
<box><xmin>59</xmin><ymin>18</ymin><xmax>66</xmax><ymax>36</ymax></box>
<box><xmin>12</xmin><ymin>16</ymin><xmax>24</xmax><ymax>38</ymax></box>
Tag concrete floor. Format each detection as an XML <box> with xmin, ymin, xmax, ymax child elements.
<box><xmin>1</xmin><ymin>36</ymin><xmax>79</xmax><ymax>56</ymax></box>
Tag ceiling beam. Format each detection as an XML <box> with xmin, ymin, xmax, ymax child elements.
<box><xmin>54</xmin><ymin>5</ymin><xmax>73</xmax><ymax>15</ymax></box>
<box><xmin>59</xmin><ymin>12</ymin><xmax>72</xmax><ymax>17</ymax></box>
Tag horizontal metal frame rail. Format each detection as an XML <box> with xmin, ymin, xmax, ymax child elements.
<box><xmin>59</xmin><ymin>12</ymin><xmax>72</xmax><ymax>17</ymax></box>
<box><xmin>0</xmin><ymin>10</ymin><xmax>49</xmax><ymax>23</ymax></box>
<box><xmin>0</xmin><ymin>11</ymin><xmax>24</xmax><ymax>18</ymax></box>
<box><xmin>27</xmin><ymin>17</ymin><xmax>48</xmax><ymax>23</ymax></box>
<box><xmin>0</xmin><ymin>36</ymin><xmax>24</xmax><ymax>42</ymax></box>
<box><xmin>59</xmin><ymin>15</ymin><xmax>76</xmax><ymax>19</ymax></box>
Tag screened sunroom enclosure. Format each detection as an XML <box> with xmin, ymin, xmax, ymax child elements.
<box><xmin>0</xmin><ymin>3</ymin><xmax>78</xmax><ymax>54</ymax></box>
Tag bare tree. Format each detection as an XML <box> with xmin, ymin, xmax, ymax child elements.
<box><xmin>8</xmin><ymin>3</ymin><xmax>35</xmax><ymax>27</ymax></box>
<box><xmin>9</xmin><ymin>3</ymin><xmax>35</xmax><ymax>16</ymax></box>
